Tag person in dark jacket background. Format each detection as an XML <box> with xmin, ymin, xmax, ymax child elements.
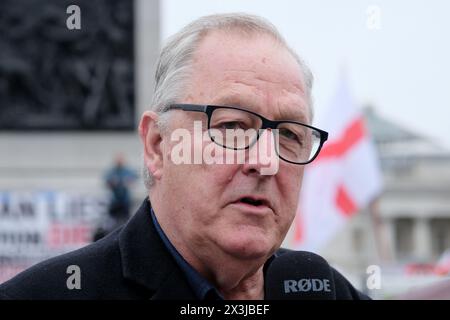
<box><xmin>93</xmin><ymin>154</ymin><xmax>138</xmax><ymax>241</ymax></box>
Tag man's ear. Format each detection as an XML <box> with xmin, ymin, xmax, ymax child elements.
<box><xmin>139</xmin><ymin>111</ymin><xmax>164</xmax><ymax>182</ymax></box>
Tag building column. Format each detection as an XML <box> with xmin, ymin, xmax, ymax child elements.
<box><xmin>413</xmin><ymin>217</ymin><xmax>432</xmax><ymax>261</ymax></box>
<box><xmin>381</xmin><ymin>217</ymin><xmax>396</xmax><ymax>262</ymax></box>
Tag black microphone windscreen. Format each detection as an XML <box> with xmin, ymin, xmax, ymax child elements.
<box><xmin>265</xmin><ymin>250</ymin><xmax>336</xmax><ymax>300</ymax></box>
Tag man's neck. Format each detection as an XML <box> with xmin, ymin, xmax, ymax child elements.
<box><xmin>219</xmin><ymin>266</ymin><xmax>265</xmax><ymax>300</ymax></box>
<box><xmin>186</xmin><ymin>251</ymin><xmax>268</xmax><ymax>300</ymax></box>
<box><xmin>167</xmin><ymin>233</ymin><xmax>269</xmax><ymax>300</ymax></box>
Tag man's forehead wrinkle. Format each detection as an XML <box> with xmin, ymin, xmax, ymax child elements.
<box><xmin>223</xmin><ymin>69</ymin><xmax>258</xmax><ymax>75</ymax></box>
<box><xmin>212</xmin><ymin>81</ymin><xmax>262</xmax><ymax>106</ymax></box>
<box><xmin>221</xmin><ymin>69</ymin><xmax>304</xmax><ymax>95</ymax></box>
<box><xmin>214</xmin><ymin>76</ymin><xmax>306</xmax><ymax>107</ymax></box>
<box><xmin>217</xmin><ymin>76</ymin><xmax>303</xmax><ymax>102</ymax></box>
<box><xmin>254</xmin><ymin>75</ymin><xmax>281</xmax><ymax>85</ymax></box>
<box><xmin>292</xmin><ymin>81</ymin><xmax>306</xmax><ymax>95</ymax></box>
<box><xmin>212</xmin><ymin>95</ymin><xmax>262</xmax><ymax>115</ymax></box>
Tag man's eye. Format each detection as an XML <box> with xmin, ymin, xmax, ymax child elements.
<box><xmin>217</xmin><ymin>121</ymin><xmax>245</xmax><ymax>130</ymax></box>
<box><xmin>279</xmin><ymin>128</ymin><xmax>300</xmax><ymax>141</ymax></box>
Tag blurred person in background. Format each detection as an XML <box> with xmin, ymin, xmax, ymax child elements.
<box><xmin>93</xmin><ymin>154</ymin><xmax>138</xmax><ymax>241</ymax></box>
<box><xmin>104</xmin><ymin>154</ymin><xmax>137</xmax><ymax>223</ymax></box>
<box><xmin>0</xmin><ymin>13</ymin><xmax>368</xmax><ymax>300</ymax></box>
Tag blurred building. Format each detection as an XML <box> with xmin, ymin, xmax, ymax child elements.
<box><xmin>321</xmin><ymin>106</ymin><xmax>450</xmax><ymax>297</ymax></box>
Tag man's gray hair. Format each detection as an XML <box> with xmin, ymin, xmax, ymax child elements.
<box><xmin>143</xmin><ymin>12</ymin><xmax>314</xmax><ymax>189</ymax></box>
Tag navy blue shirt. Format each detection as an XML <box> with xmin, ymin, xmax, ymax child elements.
<box><xmin>150</xmin><ymin>208</ymin><xmax>223</xmax><ymax>300</ymax></box>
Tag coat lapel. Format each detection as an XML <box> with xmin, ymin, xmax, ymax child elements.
<box><xmin>118</xmin><ymin>198</ymin><xmax>196</xmax><ymax>299</ymax></box>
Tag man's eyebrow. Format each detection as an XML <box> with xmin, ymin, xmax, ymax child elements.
<box><xmin>277</xmin><ymin>107</ymin><xmax>309</xmax><ymax>123</ymax></box>
<box><xmin>211</xmin><ymin>94</ymin><xmax>308</xmax><ymax>122</ymax></box>
<box><xmin>211</xmin><ymin>95</ymin><xmax>255</xmax><ymax>109</ymax></box>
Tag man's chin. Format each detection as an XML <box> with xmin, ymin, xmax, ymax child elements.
<box><xmin>220</xmin><ymin>236</ymin><xmax>273</xmax><ymax>261</ymax></box>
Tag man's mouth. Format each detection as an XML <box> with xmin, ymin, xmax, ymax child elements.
<box><xmin>239</xmin><ymin>197</ymin><xmax>265</xmax><ymax>206</ymax></box>
<box><xmin>233</xmin><ymin>196</ymin><xmax>272</xmax><ymax>211</ymax></box>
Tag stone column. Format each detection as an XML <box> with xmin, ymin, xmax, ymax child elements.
<box><xmin>413</xmin><ymin>217</ymin><xmax>432</xmax><ymax>261</ymax></box>
<box><xmin>380</xmin><ymin>217</ymin><xmax>396</xmax><ymax>262</ymax></box>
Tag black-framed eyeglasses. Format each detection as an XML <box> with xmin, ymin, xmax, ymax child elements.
<box><xmin>166</xmin><ymin>104</ymin><xmax>329</xmax><ymax>165</ymax></box>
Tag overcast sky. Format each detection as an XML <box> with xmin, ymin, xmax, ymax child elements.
<box><xmin>161</xmin><ymin>0</ymin><xmax>450</xmax><ymax>148</ymax></box>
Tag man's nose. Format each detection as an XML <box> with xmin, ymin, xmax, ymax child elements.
<box><xmin>241</xmin><ymin>128</ymin><xmax>279</xmax><ymax>176</ymax></box>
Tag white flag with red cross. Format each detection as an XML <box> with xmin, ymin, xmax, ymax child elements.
<box><xmin>291</xmin><ymin>75</ymin><xmax>383</xmax><ymax>252</ymax></box>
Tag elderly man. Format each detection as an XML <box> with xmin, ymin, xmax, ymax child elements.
<box><xmin>0</xmin><ymin>13</ymin><xmax>368</xmax><ymax>300</ymax></box>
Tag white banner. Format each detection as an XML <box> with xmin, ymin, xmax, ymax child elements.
<box><xmin>0</xmin><ymin>191</ymin><xmax>108</xmax><ymax>283</ymax></box>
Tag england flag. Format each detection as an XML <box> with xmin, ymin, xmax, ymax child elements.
<box><xmin>291</xmin><ymin>74</ymin><xmax>383</xmax><ymax>252</ymax></box>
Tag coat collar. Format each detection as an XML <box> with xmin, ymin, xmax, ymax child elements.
<box><xmin>118</xmin><ymin>198</ymin><xmax>196</xmax><ymax>299</ymax></box>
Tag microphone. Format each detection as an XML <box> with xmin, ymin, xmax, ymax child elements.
<box><xmin>265</xmin><ymin>251</ymin><xmax>336</xmax><ymax>300</ymax></box>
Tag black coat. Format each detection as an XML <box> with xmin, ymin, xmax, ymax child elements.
<box><xmin>0</xmin><ymin>199</ymin><xmax>368</xmax><ymax>300</ymax></box>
